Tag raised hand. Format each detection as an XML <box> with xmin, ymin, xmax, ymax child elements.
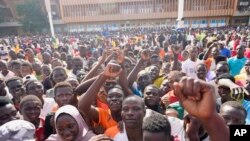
<box><xmin>103</xmin><ymin>61</ymin><xmax>122</xmax><ymax>78</ymax></box>
<box><xmin>140</xmin><ymin>49</ymin><xmax>150</xmax><ymax>61</ymax></box>
<box><xmin>171</xmin><ymin>44</ymin><xmax>182</xmax><ymax>55</ymax></box>
<box><xmin>173</xmin><ymin>77</ymin><xmax>215</xmax><ymax>120</ymax></box>
<box><xmin>113</xmin><ymin>48</ymin><xmax>125</xmax><ymax>64</ymax></box>
<box><xmin>218</xmin><ymin>78</ymin><xmax>249</xmax><ymax>102</ymax></box>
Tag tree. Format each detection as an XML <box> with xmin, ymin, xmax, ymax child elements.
<box><xmin>16</xmin><ymin>0</ymin><xmax>49</xmax><ymax>33</ymax></box>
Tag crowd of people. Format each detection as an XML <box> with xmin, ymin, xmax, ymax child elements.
<box><xmin>0</xmin><ymin>26</ymin><xmax>250</xmax><ymax>141</ymax></box>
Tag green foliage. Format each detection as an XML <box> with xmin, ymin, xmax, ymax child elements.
<box><xmin>16</xmin><ymin>0</ymin><xmax>49</xmax><ymax>33</ymax></box>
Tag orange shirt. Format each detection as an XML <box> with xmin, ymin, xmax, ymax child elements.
<box><xmin>105</xmin><ymin>125</ymin><xmax>120</xmax><ymax>139</ymax></box>
<box><xmin>96</xmin><ymin>108</ymin><xmax>118</xmax><ymax>130</ymax></box>
<box><xmin>204</xmin><ymin>58</ymin><xmax>213</xmax><ymax>70</ymax></box>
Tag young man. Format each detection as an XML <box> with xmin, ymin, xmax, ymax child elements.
<box><xmin>25</xmin><ymin>80</ymin><xmax>55</xmax><ymax>118</ymax></box>
<box><xmin>144</xmin><ymin>85</ymin><xmax>164</xmax><ymax>114</ymax></box>
<box><xmin>20</xmin><ymin>61</ymin><xmax>34</xmax><ymax>78</ymax></box>
<box><xmin>0</xmin><ymin>97</ymin><xmax>19</xmax><ymax>126</ymax></box>
<box><xmin>5</xmin><ymin>77</ymin><xmax>25</xmax><ymax>109</ymax></box>
<box><xmin>143</xmin><ymin>113</ymin><xmax>173</xmax><ymax>141</ymax></box>
<box><xmin>220</xmin><ymin>101</ymin><xmax>247</xmax><ymax>125</ymax></box>
<box><xmin>79</xmin><ymin>59</ymin><xmax>132</xmax><ymax>131</ymax></box>
<box><xmin>228</xmin><ymin>45</ymin><xmax>247</xmax><ymax>76</ymax></box>
<box><xmin>52</xmin><ymin>82</ymin><xmax>77</xmax><ymax>112</ymax></box>
<box><xmin>105</xmin><ymin>95</ymin><xmax>145</xmax><ymax>141</ymax></box>
<box><xmin>181</xmin><ymin>46</ymin><xmax>201</xmax><ymax>78</ymax></box>
<box><xmin>0</xmin><ymin>60</ymin><xmax>15</xmax><ymax>81</ymax></box>
<box><xmin>19</xmin><ymin>95</ymin><xmax>45</xmax><ymax>141</ymax></box>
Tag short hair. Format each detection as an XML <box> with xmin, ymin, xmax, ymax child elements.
<box><xmin>144</xmin><ymin>84</ymin><xmax>160</xmax><ymax>93</ymax></box>
<box><xmin>5</xmin><ymin>76</ymin><xmax>23</xmax><ymax>87</ymax></box>
<box><xmin>51</xmin><ymin>66</ymin><xmax>67</xmax><ymax>76</ymax></box>
<box><xmin>54</xmin><ymin>81</ymin><xmax>73</xmax><ymax>97</ymax></box>
<box><xmin>217</xmin><ymin>61</ymin><xmax>228</xmax><ymax>67</ymax></box>
<box><xmin>215</xmin><ymin>56</ymin><xmax>227</xmax><ymax>64</ymax></box>
<box><xmin>143</xmin><ymin>113</ymin><xmax>171</xmax><ymax>137</ymax></box>
<box><xmin>10</xmin><ymin>60</ymin><xmax>21</xmax><ymax>66</ymax></box>
<box><xmin>221</xmin><ymin>101</ymin><xmax>247</xmax><ymax>118</ymax></box>
<box><xmin>72</xmin><ymin>57</ymin><xmax>83</xmax><ymax>63</ymax></box>
<box><xmin>151</xmin><ymin>54</ymin><xmax>160</xmax><ymax>59</ymax></box>
<box><xmin>25</xmin><ymin>80</ymin><xmax>43</xmax><ymax>92</ymax></box>
<box><xmin>21</xmin><ymin>62</ymin><xmax>33</xmax><ymax>70</ymax></box>
<box><xmin>123</xmin><ymin>95</ymin><xmax>145</xmax><ymax>108</ymax></box>
<box><xmin>20</xmin><ymin>95</ymin><xmax>42</xmax><ymax>109</ymax></box>
<box><xmin>0</xmin><ymin>97</ymin><xmax>13</xmax><ymax>107</ymax></box>
<box><xmin>196</xmin><ymin>62</ymin><xmax>207</xmax><ymax>69</ymax></box>
<box><xmin>217</xmin><ymin>73</ymin><xmax>235</xmax><ymax>83</ymax></box>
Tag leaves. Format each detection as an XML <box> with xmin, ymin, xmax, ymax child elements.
<box><xmin>16</xmin><ymin>0</ymin><xmax>49</xmax><ymax>33</ymax></box>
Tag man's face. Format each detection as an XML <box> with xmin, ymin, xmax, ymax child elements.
<box><xmin>121</xmin><ymin>98</ymin><xmax>145</xmax><ymax>129</ymax></box>
<box><xmin>211</xmin><ymin>47</ymin><xmax>219</xmax><ymax>59</ymax></box>
<box><xmin>25</xmin><ymin>49</ymin><xmax>34</xmax><ymax>58</ymax></box>
<box><xmin>236</xmin><ymin>46</ymin><xmax>245</xmax><ymax>57</ymax></box>
<box><xmin>72</xmin><ymin>60</ymin><xmax>83</xmax><ymax>75</ymax></box>
<box><xmin>55</xmin><ymin>87</ymin><xmax>74</xmax><ymax>107</ymax></box>
<box><xmin>196</xmin><ymin>65</ymin><xmax>207</xmax><ymax>80</ymax></box>
<box><xmin>215</xmin><ymin>64</ymin><xmax>229</xmax><ymax>78</ymax></box>
<box><xmin>220</xmin><ymin>105</ymin><xmax>245</xmax><ymax>125</ymax></box>
<box><xmin>20</xmin><ymin>101</ymin><xmax>41</xmax><ymax>123</ymax></box>
<box><xmin>160</xmin><ymin>80</ymin><xmax>171</xmax><ymax>95</ymax></box>
<box><xmin>0</xmin><ymin>103</ymin><xmax>19</xmax><ymax>126</ymax></box>
<box><xmin>12</xmin><ymin>63</ymin><xmax>21</xmax><ymax>77</ymax></box>
<box><xmin>149</xmin><ymin>66</ymin><xmax>160</xmax><ymax>80</ymax></box>
<box><xmin>189</xmin><ymin>48</ymin><xmax>198</xmax><ymax>61</ymax></box>
<box><xmin>52</xmin><ymin>69</ymin><xmax>67</xmax><ymax>84</ymax></box>
<box><xmin>0</xmin><ymin>61</ymin><xmax>7</xmax><ymax>72</ymax></box>
<box><xmin>21</xmin><ymin>66</ymin><xmax>32</xmax><ymax>77</ymax></box>
<box><xmin>144</xmin><ymin>86</ymin><xmax>160</xmax><ymax>107</ymax></box>
<box><xmin>107</xmin><ymin>88</ymin><xmax>124</xmax><ymax>112</ymax></box>
<box><xmin>7</xmin><ymin>80</ymin><xmax>24</xmax><ymax>101</ymax></box>
<box><xmin>79</xmin><ymin>47</ymin><xmax>87</xmax><ymax>58</ymax></box>
<box><xmin>150</xmin><ymin>57</ymin><xmax>161</xmax><ymax>68</ymax></box>
<box><xmin>42</xmin><ymin>53</ymin><xmax>51</xmax><ymax>64</ymax></box>
<box><xmin>244</xmin><ymin>60</ymin><xmax>250</xmax><ymax>74</ymax></box>
<box><xmin>137</xmin><ymin>73</ymin><xmax>152</xmax><ymax>90</ymax></box>
<box><xmin>218</xmin><ymin>86</ymin><xmax>233</xmax><ymax>103</ymax></box>
<box><xmin>66</xmin><ymin>56</ymin><xmax>73</xmax><ymax>68</ymax></box>
<box><xmin>27</xmin><ymin>81</ymin><xmax>44</xmax><ymax>99</ymax></box>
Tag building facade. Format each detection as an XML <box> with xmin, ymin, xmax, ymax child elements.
<box><xmin>0</xmin><ymin>0</ymin><xmax>249</xmax><ymax>33</ymax></box>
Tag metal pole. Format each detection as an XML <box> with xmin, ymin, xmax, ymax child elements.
<box><xmin>45</xmin><ymin>0</ymin><xmax>55</xmax><ymax>37</ymax></box>
<box><xmin>177</xmin><ymin>0</ymin><xmax>184</xmax><ymax>28</ymax></box>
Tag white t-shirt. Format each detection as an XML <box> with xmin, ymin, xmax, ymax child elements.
<box><xmin>40</xmin><ymin>97</ymin><xmax>56</xmax><ymax>118</ymax></box>
<box><xmin>181</xmin><ymin>59</ymin><xmax>202</xmax><ymax>79</ymax></box>
<box><xmin>168</xmin><ymin>116</ymin><xmax>186</xmax><ymax>141</ymax></box>
<box><xmin>0</xmin><ymin>71</ymin><xmax>15</xmax><ymax>81</ymax></box>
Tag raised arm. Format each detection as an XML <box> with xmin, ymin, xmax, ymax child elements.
<box><xmin>171</xmin><ymin>44</ymin><xmax>182</xmax><ymax>71</ymax></box>
<box><xmin>82</xmin><ymin>49</ymin><xmax>113</xmax><ymax>82</ymax></box>
<box><xmin>78</xmin><ymin>62</ymin><xmax>122</xmax><ymax>123</ymax></box>
<box><xmin>115</xmin><ymin>49</ymin><xmax>133</xmax><ymax>97</ymax></box>
<box><xmin>127</xmin><ymin>49</ymin><xmax>150</xmax><ymax>87</ymax></box>
<box><xmin>203</xmin><ymin>42</ymin><xmax>215</xmax><ymax>60</ymax></box>
<box><xmin>75</xmin><ymin>76</ymin><xmax>97</xmax><ymax>96</ymax></box>
<box><xmin>174</xmin><ymin>77</ymin><xmax>229</xmax><ymax>141</ymax></box>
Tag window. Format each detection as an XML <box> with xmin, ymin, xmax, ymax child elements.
<box><xmin>201</xmin><ymin>20</ymin><xmax>207</xmax><ymax>24</ymax></box>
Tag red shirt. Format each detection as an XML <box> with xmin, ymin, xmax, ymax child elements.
<box><xmin>36</xmin><ymin>118</ymin><xmax>45</xmax><ymax>141</ymax></box>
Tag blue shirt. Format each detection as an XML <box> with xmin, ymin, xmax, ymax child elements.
<box><xmin>220</xmin><ymin>48</ymin><xmax>231</xmax><ymax>58</ymax></box>
<box><xmin>242</xmin><ymin>100</ymin><xmax>250</xmax><ymax>125</ymax></box>
<box><xmin>227</xmin><ymin>57</ymin><xmax>247</xmax><ymax>76</ymax></box>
